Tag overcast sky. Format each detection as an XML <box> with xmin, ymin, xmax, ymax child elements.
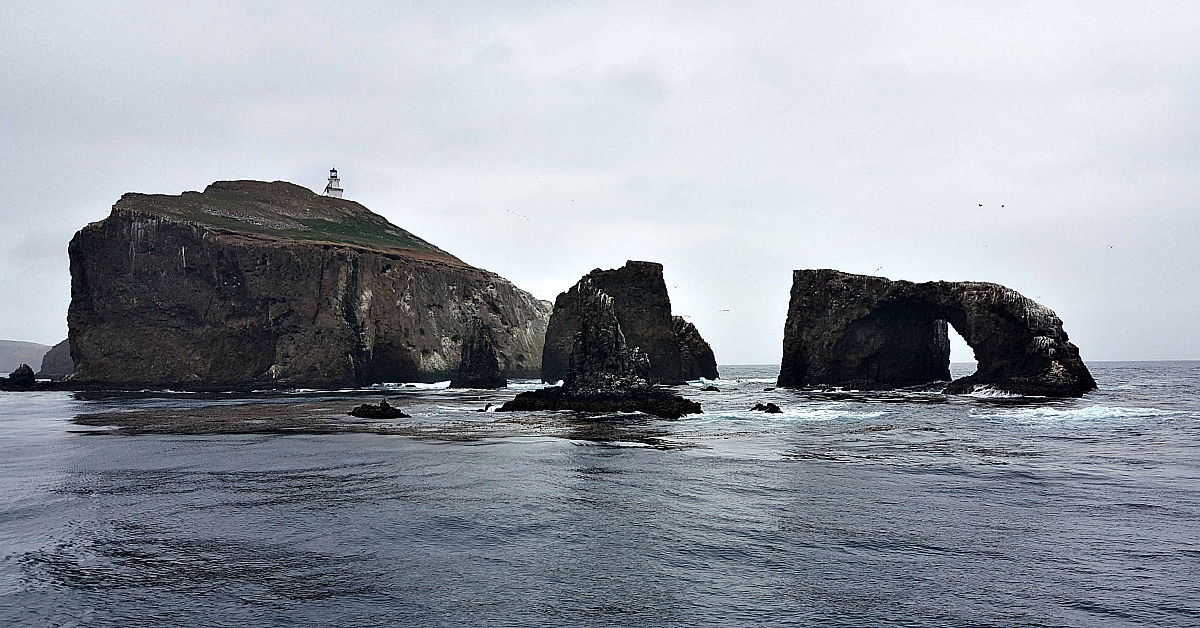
<box><xmin>3</xmin><ymin>1</ymin><xmax>1199</xmax><ymax>364</ymax></box>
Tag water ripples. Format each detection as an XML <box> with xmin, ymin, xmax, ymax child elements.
<box><xmin>1</xmin><ymin>362</ymin><xmax>1199</xmax><ymax>626</ymax></box>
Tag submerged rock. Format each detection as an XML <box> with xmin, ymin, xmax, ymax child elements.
<box><xmin>68</xmin><ymin>180</ymin><xmax>550</xmax><ymax>389</ymax></box>
<box><xmin>541</xmin><ymin>261</ymin><xmax>717</xmax><ymax>384</ymax></box>
<box><xmin>501</xmin><ymin>279</ymin><xmax>701</xmax><ymax>420</ymax></box>
<box><xmin>499</xmin><ymin>387</ymin><xmax>701</xmax><ymax>420</ymax></box>
<box><xmin>750</xmin><ymin>402</ymin><xmax>782</xmax><ymax>414</ymax></box>
<box><xmin>348</xmin><ymin>400</ymin><xmax>410</xmax><ymax>419</ymax></box>
<box><xmin>449</xmin><ymin>319</ymin><xmax>506</xmax><ymax>389</ymax></box>
<box><xmin>777</xmin><ymin>269</ymin><xmax>1096</xmax><ymax>397</ymax></box>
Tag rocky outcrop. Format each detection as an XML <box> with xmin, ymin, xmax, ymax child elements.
<box><xmin>449</xmin><ymin>319</ymin><xmax>506</xmax><ymax>388</ymax></box>
<box><xmin>501</xmin><ymin>279</ymin><xmax>701</xmax><ymax>419</ymax></box>
<box><xmin>1</xmin><ymin>364</ymin><xmax>36</xmax><ymax>390</ymax></box>
<box><xmin>68</xmin><ymin>180</ymin><xmax>551</xmax><ymax>389</ymax></box>
<box><xmin>348</xmin><ymin>400</ymin><xmax>410</xmax><ymax>419</ymax></box>
<box><xmin>541</xmin><ymin>261</ymin><xmax>716</xmax><ymax>384</ymax></box>
<box><xmin>37</xmin><ymin>339</ymin><xmax>73</xmax><ymax>380</ymax></box>
<box><xmin>673</xmin><ymin>316</ymin><xmax>719</xmax><ymax>380</ymax></box>
<box><xmin>778</xmin><ymin>269</ymin><xmax>1096</xmax><ymax>397</ymax></box>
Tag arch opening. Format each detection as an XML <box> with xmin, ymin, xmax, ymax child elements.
<box><xmin>944</xmin><ymin>321</ymin><xmax>977</xmax><ymax>381</ymax></box>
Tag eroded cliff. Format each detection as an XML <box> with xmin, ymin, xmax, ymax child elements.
<box><xmin>68</xmin><ymin>180</ymin><xmax>550</xmax><ymax>388</ymax></box>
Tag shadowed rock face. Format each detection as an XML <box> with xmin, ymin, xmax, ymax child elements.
<box><xmin>542</xmin><ymin>261</ymin><xmax>716</xmax><ymax>384</ymax></box>
<box><xmin>37</xmin><ymin>339</ymin><xmax>73</xmax><ymax>380</ymax></box>
<box><xmin>68</xmin><ymin>180</ymin><xmax>550</xmax><ymax>389</ymax></box>
<box><xmin>561</xmin><ymin>280</ymin><xmax>652</xmax><ymax>393</ymax></box>
<box><xmin>501</xmin><ymin>280</ymin><xmax>700</xmax><ymax>419</ymax></box>
<box><xmin>673</xmin><ymin>316</ymin><xmax>719</xmax><ymax>381</ymax></box>
<box><xmin>778</xmin><ymin>269</ymin><xmax>1096</xmax><ymax>397</ymax></box>
<box><xmin>450</xmin><ymin>319</ymin><xmax>506</xmax><ymax>389</ymax></box>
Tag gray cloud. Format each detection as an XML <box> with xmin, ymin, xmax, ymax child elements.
<box><xmin>2</xmin><ymin>1</ymin><xmax>1198</xmax><ymax>362</ymax></box>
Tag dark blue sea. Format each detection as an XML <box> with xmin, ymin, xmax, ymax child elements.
<box><xmin>2</xmin><ymin>362</ymin><xmax>1199</xmax><ymax>627</ymax></box>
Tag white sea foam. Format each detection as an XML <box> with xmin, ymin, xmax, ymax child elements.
<box><xmin>687</xmin><ymin>377</ymin><xmax>776</xmax><ymax>387</ymax></box>
<box><xmin>697</xmin><ymin>404</ymin><xmax>888</xmax><ymax>424</ymax></box>
<box><xmin>965</xmin><ymin>386</ymin><xmax>1026</xmax><ymax>398</ymax></box>
<box><xmin>973</xmin><ymin>405</ymin><xmax>1173</xmax><ymax>423</ymax></box>
<box><xmin>507</xmin><ymin>380</ymin><xmax>554</xmax><ymax>391</ymax></box>
<box><xmin>369</xmin><ymin>381</ymin><xmax>451</xmax><ymax>391</ymax></box>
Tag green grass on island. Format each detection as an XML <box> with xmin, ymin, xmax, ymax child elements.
<box><xmin>117</xmin><ymin>180</ymin><xmax>447</xmax><ymax>255</ymax></box>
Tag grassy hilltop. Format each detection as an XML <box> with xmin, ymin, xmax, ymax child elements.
<box><xmin>115</xmin><ymin>180</ymin><xmax>451</xmax><ymax>256</ymax></box>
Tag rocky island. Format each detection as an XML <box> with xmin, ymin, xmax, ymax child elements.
<box><xmin>500</xmin><ymin>271</ymin><xmax>702</xmax><ymax>419</ymax></box>
<box><xmin>778</xmin><ymin>269</ymin><xmax>1096</xmax><ymax>397</ymax></box>
<box><xmin>541</xmin><ymin>261</ymin><xmax>718</xmax><ymax>384</ymax></box>
<box><xmin>67</xmin><ymin>180</ymin><xmax>551</xmax><ymax>389</ymax></box>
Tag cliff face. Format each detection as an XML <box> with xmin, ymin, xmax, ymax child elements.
<box><xmin>673</xmin><ymin>317</ymin><xmax>719</xmax><ymax>381</ymax></box>
<box><xmin>562</xmin><ymin>280</ymin><xmax>652</xmax><ymax>393</ymax></box>
<box><xmin>37</xmin><ymin>339</ymin><xmax>72</xmax><ymax>380</ymax></box>
<box><xmin>778</xmin><ymin>269</ymin><xmax>1096</xmax><ymax>397</ymax></box>
<box><xmin>68</xmin><ymin>180</ymin><xmax>550</xmax><ymax>388</ymax></box>
<box><xmin>541</xmin><ymin>261</ymin><xmax>717</xmax><ymax>384</ymax></box>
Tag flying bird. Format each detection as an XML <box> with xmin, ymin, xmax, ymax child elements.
<box><xmin>978</xmin><ymin>204</ymin><xmax>983</xmax><ymax>207</ymax></box>
<box><xmin>1001</xmin><ymin>205</ymin><xmax>1005</xmax><ymax>208</ymax></box>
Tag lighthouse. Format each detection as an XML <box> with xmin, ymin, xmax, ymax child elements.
<box><xmin>324</xmin><ymin>168</ymin><xmax>343</xmax><ymax>198</ymax></box>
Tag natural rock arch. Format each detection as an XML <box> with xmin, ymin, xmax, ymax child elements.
<box><xmin>778</xmin><ymin>270</ymin><xmax>1096</xmax><ymax>397</ymax></box>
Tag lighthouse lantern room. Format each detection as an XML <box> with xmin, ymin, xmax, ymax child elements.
<box><xmin>324</xmin><ymin>168</ymin><xmax>343</xmax><ymax>198</ymax></box>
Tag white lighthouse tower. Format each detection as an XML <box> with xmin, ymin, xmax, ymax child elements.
<box><xmin>323</xmin><ymin>167</ymin><xmax>343</xmax><ymax>198</ymax></box>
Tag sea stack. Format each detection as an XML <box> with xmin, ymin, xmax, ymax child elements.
<box><xmin>777</xmin><ymin>269</ymin><xmax>1096</xmax><ymax>397</ymax></box>
<box><xmin>541</xmin><ymin>261</ymin><xmax>718</xmax><ymax>384</ymax></box>
<box><xmin>449</xmin><ymin>318</ymin><xmax>507</xmax><ymax>389</ymax></box>
<box><xmin>67</xmin><ymin>180</ymin><xmax>550</xmax><ymax>389</ymax></box>
<box><xmin>500</xmin><ymin>278</ymin><xmax>701</xmax><ymax>419</ymax></box>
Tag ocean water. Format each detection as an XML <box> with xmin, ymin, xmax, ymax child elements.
<box><xmin>1</xmin><ymin>362</ymin><xmax>1199</xmax><ymax>627</ymax></box>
